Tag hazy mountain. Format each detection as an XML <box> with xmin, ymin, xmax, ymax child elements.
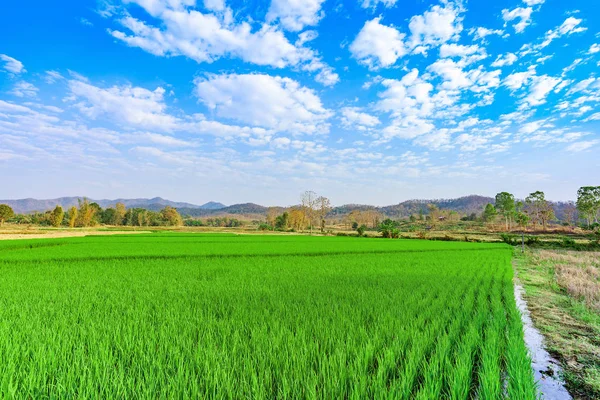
<box><xmin>0</xmin><ymin>197</ymin><xmax>225</xmax><ymax>214</ymax></box>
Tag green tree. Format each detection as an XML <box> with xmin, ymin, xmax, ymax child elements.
<box><xmin>0</xmin><ymin>204</ymin><xmax>15</xmax><ymax>226</ymax></box>
<box><xmin>356</xmin><ymin>224</ymin><xmax>367</xmax><ymax>237</ymax></box>
<box><xmin>67</xmin><ymin>206</ymin><xmax>78</xmax><ymax>228</ymax></box>
<box><xmin>160</xmin><ymin>206</ymin><xmax>182</xmax><ymax>226</ymax></box>
<box><xmin>495</xmin><ymin>192</ymin><xmax>516</xmax><ymax>231</ymax></box>
<box><xmin>114</xmin><ymin>202</ymin><xmax>127</xmax><ymax>225</ymax></box>
<box><xmin>378</xmin><ymin>219</ymin><xmax>399</xmax><ymax>239</ymax></box>
<box><xmin>576</xmin><ymin>186</ymin><xmax>600</xmax><ymax>228</ymax></box>
<box><xmin>50</xmin><ymin>205</ymin><xmax>64</xmax><ymax>227</ymax></box>
<box><xmin>274</xmin><ymin>212</ymin><xmax>289</xmax><ymax>230</ymax></box>
<box><xmin>482</xmin><ymin>203</ymin><xmax>497</xmax><ymax>222</ymax></box>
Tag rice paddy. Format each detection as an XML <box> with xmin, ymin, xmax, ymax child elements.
<box><xmin>0</xmin><ymin>234</ymin><xmax>537</xmax><ymax>398</ymax></box>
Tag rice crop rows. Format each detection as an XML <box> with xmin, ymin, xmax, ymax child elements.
<box><xmin>0</xmin><ymin>234</ymin><xmax>537</xmax><ymax>398</ymax></box>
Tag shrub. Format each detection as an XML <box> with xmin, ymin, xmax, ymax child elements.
<box><xmin>356</xmin><ymin>225</ymin><xmax>367</xmax><ymax>237</ymax></box>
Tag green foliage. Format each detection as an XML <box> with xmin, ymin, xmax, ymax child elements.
<box><xmin>378</xmin><ymin>219</ymin><xmax>400</xmax><ymax>238</ymax></box>
<box><xmin>356</xmin><ymin>224</ymin><xmax>367</xmax><ymax>236</ymax></box>
<box><xmin>0</xmin><ymin>204</ymin><xmax>15</xmax><ymax>225</ymax></box>
<box><xmin>0</xmin><ymin>234</ymin><xmax>535</xmax><ymax>398</ymax></box>
<box><xmin>50</xmin><ymin>205</ymin><xmax>64</xmax><ymax>227</ymax></box>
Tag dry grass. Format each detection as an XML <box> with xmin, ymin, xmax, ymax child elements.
<box><xmin>518</xmin><ymin>249</ymin><xmax>600</xmax><ymax>398</ymax></box>
<box><xmin>533</xmin><ymin>250</ymin><xmax>600</xmax><ymax>311</ymax></box>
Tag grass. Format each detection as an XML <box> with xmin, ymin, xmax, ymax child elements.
<box><xmin>515</xmin><ymin>249</ymin><xmax>600</xmax><ymax>399</ymax></box>
<box><xmin>0</xmin><ymin>234</ymin><xmax>537</xmax><ymax>398</ymax></box>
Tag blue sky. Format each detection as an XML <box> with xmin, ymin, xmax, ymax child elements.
<box><xmin>0</xmin><ymin>0</ymin><xmax>599</xmax><ymax>206</ymax></box>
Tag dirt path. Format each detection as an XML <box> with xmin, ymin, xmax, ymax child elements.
<box><xmin>0</xmin><ymin>230</ymin><xmax>151</xmax><ymax>240</ymax></box>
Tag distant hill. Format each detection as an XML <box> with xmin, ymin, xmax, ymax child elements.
<box><xmin>178</xmin><ymin>203</ymin><xmax>268</xmax><ymax>217</ymax></box>
<box><xmin>0</xmin><ymin>197</ymin><xmax>226</xmax><ymax>214</ymax></box>
<box><xmin>0</xmin><ymin>195</ymin><xmax>577</xmax><ymax>222</ymax></box>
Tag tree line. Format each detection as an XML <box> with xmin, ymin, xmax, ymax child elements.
<box><xmin>0</xmin><ymin>198</ymin><xmax>183</xmax><ymax>227</ymax></box>
<box><xmin>484</xmin><ymin>187</ymin><xmax>600</xmax><ymax>231</ymax></box>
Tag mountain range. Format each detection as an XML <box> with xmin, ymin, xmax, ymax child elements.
<box><xmin>0</xmin><ymin>197</ymin><xmax>226</xmax><ymax>214</ymax></box>
<box><xmin>0</xmin><ymin>195</ymin><xmax>576</xmax><ymax>221</ymax></box>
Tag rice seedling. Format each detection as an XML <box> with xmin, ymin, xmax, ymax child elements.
<box><xmin>0</xmin><ymin>234</ymin><xmax>537</xmax><ymax>398</ymax></box>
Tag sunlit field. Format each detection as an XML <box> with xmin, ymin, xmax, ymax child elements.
<box><xmin>0</xmin><ymin>234</ymin><xmax>537</xmax><ymax>398</ymax></box>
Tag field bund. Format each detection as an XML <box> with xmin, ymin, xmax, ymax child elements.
<box><xmin>0</xmin><ymin>234</ymin><xmax>538</xmax><ymax>398</ymax></box>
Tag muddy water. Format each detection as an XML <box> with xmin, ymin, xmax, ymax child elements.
<box><xmin>514</xmin><ymin>283</ymin><xmax>572</xmax><ymax>400</ymax></box>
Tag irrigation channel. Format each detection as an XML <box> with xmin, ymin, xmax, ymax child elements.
<box><xmin>513</xmin><ymin>283</ymin><xmax>572</xmax><ymax>399</ymax></box>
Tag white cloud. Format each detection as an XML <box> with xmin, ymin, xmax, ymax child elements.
<box><xmin>361</xmin><ymin>0</ymin><xmax>397</xmax><ymax>9</ymax></box>
<box><xmin>469</xmin><ymin>27</ymin><xmax>504</xmax><ymax>41</ymax></box>
<box><xmin>589</xmin><ymin>44</ymin><xmax>600</xmax><ymax>54</ymax></box>
<box><xmin>439</xmin><ymin>43</ymin><xmax>487</xmax><ymax>64</ymax></box>
<box><xmin>44</xmin><ymin>70</ymin><xmax>64</xmax><ymax>84</ymax></box>
<box><xmin>520</xmin><ymin>75</ymin><xmax>562</xmax><ymax>108</ymax></box>
<box><xmin>566</xmin><ymin>140</ymin><xmax>598</xmax><ymax>152</ymax></box>
<box><xmin>203</xmin><ymin>0</ymin><xmax>225</xmax><ymax>12</ymax></box>
<box><xmin>108</xmin><ymin>2</ymin><xmax>335</xmax><ymax>85</ymax></box>
<box><xmin>0</xmin><ymin>54</ymin><xmax>26</xmax><ymax>74</ymax></box>
<box><xmin>504</xmin><ymin>67</ymin><xmax>536</xmax><ymax>90</ymax></box>
<box><xmin>502</xmin><ymin>7</ymin><xmax>533</xmax><ymax>33</ymax></box>
<box><xmin>523</xmin><ymin>0</ymin><xmax>544</xmax><ymax>5</ymax></box>
<box><xmin>67</xmin><ymin>79</ymin><xmax>178</xmax><ymax>130</ymax></box>
<box><xmin>194</xmin><ymin>73</ymin><xmax>332</xmax><ymax>135</ymax></box>
<box><xmin>340</xmin><ymin>107</ymin><xmax>380</xmax><ymax>131</ymax></box>
<box><xmin>491</xmin><ymin>52</ymin><xmax>517</xmax><ymax>67</ymax></box>
<box><xmin>408</xmin><ymin>3</ymin><xmax>463</xmax><ymax>52</ymax></box>
<box><xmin>349</xmin><ymin>18</ymin><xmax>406</xmax><ymax>69</ymax></box>
<box><xmin>266</xmin><ymin>0</ymin><xmax>326</xmax><ymax>32</ymax></box>
<box><xmin>428</xmin><ymin>59</ymin><xmax>500</xmax><ymax>92</ymax></box>
<box><xmin>9</xmin><ymin>81</ymin><xmax>38</xmax><ymax>98</ymax></box>
<box><xmin>538</xmin><ymin>17</ymin><xmax>586</xmax><ymax>49</ymax></box>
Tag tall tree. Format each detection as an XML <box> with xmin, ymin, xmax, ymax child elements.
<box><xmin>114</xmin><ymin>202</ymin><xmax>127</xmax><ymax>225</ymax></box>
<box><xmin>315</xmin><ymin>196</ymin><xmax>331</xmax><ymax>233</ymax></box>
<box><xmin>0</xmin><ymin>204</ymin><xmax>14</xmax><ymax>226</ymax></box>
<box><xmin>67</xmin><ymin>206</ymin><xmax>78</xmax><ymax>228</ymax></box>
<box><xmin>266</xmin><ymin>207</ymin><xmax>278</xmax><ymax>228</ymax></box>
<box><xmin>160</xmin><ymin>206</ymin><xmax>182</xmax><ymax>226</ymax></box>
<box><xmin>525</xmin><ymin>191</ymin><xmax>555</xmax><ymax>230</ymax></box>
<box><xmin>576</xmin><ymin>186</ymin><xmax>600</xmax><ymax>228</ymax></box>
<box><xmin>563</xmin><ymin>203</ymin><xmax>577</xmax><ymax>228</ymax></box>
<box><xmin>495</xmin><ymin>192</ymin><xmax>516</xmax><ymax>231</ymax></box>
<box><xmin>301</xmin><ymin>191</ymin><xmax>318</xmax><ymax>234</ymax></box>
<box><xmin>50</xmin><ymin>205</ymin><xmax>64</xmax><ymax>227</ymax></box>
<box><xmin>76</xmin><ymin>198</ymin><xmax>97</xmax><ymax>227</ymax></box>
<box><xmin>482</xmin><ymin>203</ymin><xmax>497</xmax><ymax>223</ymax></box>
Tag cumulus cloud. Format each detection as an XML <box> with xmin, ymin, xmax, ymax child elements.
<box><xmin>589</xmin><ymin>43</ymin><xmax>600</xmax><ymax>54</ymax></box>
<box><xmin>349</xmin><ymin>18</ymin><xmax>406</xmax><ymax>69</ymax></box>
<box><xmin>491</xmin><ymin>53</ymin><xmax>517</xmax><ymax>67</ymax></box>
<box><xmin>502</xmin><ymin>7</ymin><xmax>533</xmax><ymax>33</ymax></box>
<box><xmin>408</xmin><ymin>3</ymin><xmax>463</xmax><ymax>52</ymax></box>
<box><xmin>194</xmin><ymin>73</ymin><xmax>332</xmax><ymax>135</ymax></box>
<box><xmin>67</xmin><ymin>79</ymin><xmax>179</xmax><ymax>131</ymax></box>
<box><xmin>520</xmin><ymin>75</ymin><xmax>563</xmax><ymax>108</ymax></box>
<box><xmin>0</xmin><ymin>54</ymin><xmax>26</xmax><ymax>74</ymax></box>
<box><xmin>537</xmin><ymin>17</ymin><xmax>586</xmax><ymax>49</ymax></box>
<box><xmin>266</xmin><ymin>0</ymin><xmax>326</xmax><ymax>32</ymax></box>
<box><xmin>340</xmin><ymin>107</ymin><xmax>380</xmax><ymax>131</ymax></box>
<box><xmin>469</xmin><ymin>27</ymin><xmax>504</xmax><ymax>41</ymax></box>
<box><xmin>108</xmin><ymin>0</ymin><xmax>336</xmax><ymax>85</ymax></box>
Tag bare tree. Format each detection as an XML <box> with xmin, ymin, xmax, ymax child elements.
<box><xmin>316</xmin><ymin>196</ymin><xmax>331</xmax><ymax>233</ymax></box>
<box><xmin>301</xmin><ymin>191</ymin><xmax>318</xmax><ymax>234</ymax></box>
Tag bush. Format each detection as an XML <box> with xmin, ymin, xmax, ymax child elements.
<box><xmin>356</xmin><ymin>225</ymin><xmax>367</xmax><ymax>237</ymax></box>
<box><xmin>500</xmin><ymin>233</ymin><xmax>518</xmax><ymax>245</ymax></box>
<box><xmin>258</xmin><ymin>223</ymin><xmax>272</xmax><ymax>231</ymax></box>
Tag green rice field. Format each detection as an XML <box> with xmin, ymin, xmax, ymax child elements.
<box><xmin>0</xmin><ymin>234</ymin><xmax>537</xmax><ymax>398</ymax></box>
